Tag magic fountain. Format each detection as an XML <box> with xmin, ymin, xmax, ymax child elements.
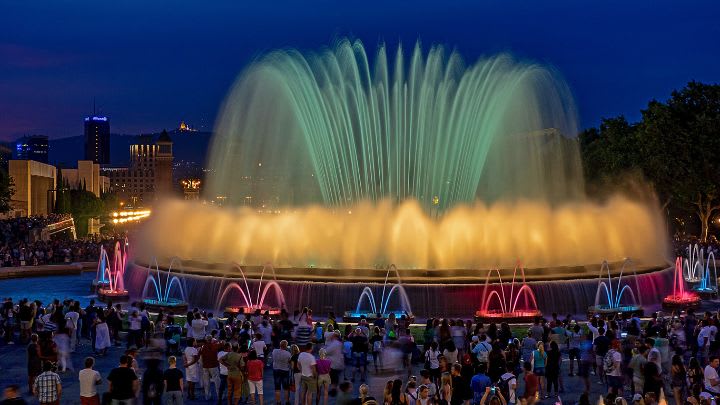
<box><xmin>133</xmin><ymin>39</ymin><xmax>668</xmax><ymax>316</ymax></box>
<box><xmin>587</xmin><ymin>260</ymin><xmax>643</xmax><ymax>317</ymax></box>
<box><xmin>475</xmin><ymin>262</ymin><xmax>541</xmax><ymax>322</ymax></box>
<box><xmin>684</xmin><ymin>244</ymin><xmax>718</xmax><ymax>297</ymax></box>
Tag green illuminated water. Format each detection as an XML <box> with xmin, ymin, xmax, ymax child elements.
<box><xmin>207</xmin><ymin>39</ymin><xmax>583</xmax><ymax>211</ymax></box>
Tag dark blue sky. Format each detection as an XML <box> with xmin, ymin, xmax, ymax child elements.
<box><xmin>0</xmin><ymin>0</ymin><xmax>718</xmax><ymax>140</ymax></box>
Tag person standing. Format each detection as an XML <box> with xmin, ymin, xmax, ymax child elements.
<box><xmin>33</xmin><ymin>361</ymin><xmax>61</xmax><ymax>405</ymax></box>
<box><xmin>79</xmin><ymin>357</ymin><xmax>102</xmax><ymax>405</ymax></box>
<box><xmin>94</xmin><ymin>312</ymin><xmax>111</xmax><ymax>356</ymax></box>
<box><xmin>218</xmin><ymin>342</ymin><xmax>231</xmax><ymax>404</ymax></box>
<box><xmin>183</xmin><ymin>338</ymin><xmax>200</xmax><ymax>400</ymax></box>
<box><xmin>107</xmin><ymin>355</ymin><xmax>139</xmax><ymax>405</ymax></box>
<box><xmin>26</xmin><ymin>333</ymin><xmax>42</xmax><ymax>395</ymax></box>
<box><xmin>142</xmin><ymin>359</ymin><xmax>164</xmax><ymax>405</ymax></box>
<box><xmin>316</xmin><ymin>349</ymin><xmax>332</xmax><ymax>405</ymax></box>
<box><xmin>64</xmin><ymin>303</ymin><xmax>80</xmax><ymax>352</ymax></box>
<box><xmin>199</xmin><ymin>337</ymin><xmax>221</xmax><ymax>401</ymax></box>
<box><xmin>247</xmin><ymin>351</ymin><xmax>265</xmax><ymax>405</ymax></box>
<box><xmin>221</xmin><ymin>345</ymin><xmax>246</xmax><ymax>405</ymax></box>
<box><xmin>163</xmin><ymin>356</ymin><xmax>184</xmax><ymax>405</ymax></box>
<box><xmin>272</xmin><ymin>340</ymin><xmax>291</xmax><ymax>405</ymax></box>
<box><xmin>298</xmin><ymin>343</ymin><xmax>317</xmax><ymax>405</ymax></box>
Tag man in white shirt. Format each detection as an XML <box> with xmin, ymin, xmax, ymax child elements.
<box><xmin>128</xmin><ymin>310</ymin><xmax>142</xmax><ymax>348</ymax></box>
<box><xmin>698</xmin><ymin>320</ymin><xmax>713</xmax><ymax>363</ymax></box>
<box><xmin>78</xmin><ymin>356</ymin><xmax>102</xmax><ymax>403</ymax></box>
<box><xmin>705</xmin><ymin>356</ymin><xmax>720</xmax><ymax>395</ymax></box>
<box><xmin>217</xmin><ymin>342</ymin><xmax>230</xmax><ymax>403</ymax></box>
<box><xmin>191</xmin><ymin>313</ymin><xmax>209</xmax><ymax>340</ymax></box>
<box><xmin>252</xmin><ymin>332</ymin><xmax>267</xmax><ymax>359</ymax></box>
<box><xmin>65</xmin><ymin>306</ymin><xmax>80</xmax><ymax>352</ymax></box>
<box><xmin>298</xmin><ymin>344</ymin><xmax>317</xmax><ymax>405</ymax></box>
<box><xmin>606</xmin><ymin>341</ymin><xmax>624</xmax><ymax>397</ymax></box>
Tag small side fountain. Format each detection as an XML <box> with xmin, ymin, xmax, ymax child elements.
<box><xmin>343</xmin><ymin>265</ymin><xmax>414</xmax><ymax>322</ymax></box>
<box><xmin>91</xmin><ymin>245</ymin><xmax>110</xmax><ymax>292</ymax></box>
<box><xmin>97</xmin><ymin>240</ymin><xmax>130</xmax><ymax>302</ymax></box>
<box><xmin>587</xmin><ymin>259</ymin><xmax>643</xmax><ymax>317</ymax></box>
<box><xmin>684</xmin><ymin>244</ymin><xmax>718</xmax><ymax>297</ymax></box>
<box><xmin>140</xmin><ymin>258</ymin><xmax>189</xmax><ymax>313</ymax></box>
<box><xmin>663</xmin><ymin>257</ymin><xmax>701</xmax><ymax>309</ymax></box>
<box><xmin>217</xmin><ymin>263</ymin><xmax>286</xmax><ymax>318</ymax></box>
<box><xmin>475</xmin><ymin>261</ymin><xmax>541</xmax><ymax>323</ymax></box>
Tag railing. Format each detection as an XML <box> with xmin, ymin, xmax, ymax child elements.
<box><xmin>40</xmin><ymin>217</ymin><xmax>77</xmax><ymax>240</ymax></box>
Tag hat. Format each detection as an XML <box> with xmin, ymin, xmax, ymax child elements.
<box><xmin>471</xmin><ymin>336</ymin><xmax>479</xmax><ymax>342</ymax></box>
<box><xmin>632</xmin><ymin>394</ymin><xmax>643</xmax><ymax>402</ymax></box>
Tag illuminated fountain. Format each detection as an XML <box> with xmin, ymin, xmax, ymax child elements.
<box><xmin>92</xmin><ymin>245</ymin><xmax>110</xmax><ymax>292</ymax></box>
<box><xmin>663</xmin><ymin>257</ymin><xmax>701</xmax><ymax>309</ymax></box>
<box><xmin>343</xmin><ymin>265</ymin><xmax>413</xmax><ymax>322</ymax></box>
<box><xmin>97</xmin><ymin>241</ymin><xmax>129</xmax><ymax>302</ymax></box>
<box><xmin>216</xmin><ymin>264</ymin><xmax>286</xmax><ymax>317</ymax></box>
<box><xmin>140</xmin><ymin>258</ymin><xmax>189</xmax><ymax>313</ymax></box>
<box><xmin>475</xmin><ymin>262</ymin><xmax>541</xmax><ymax>322</ymax></box>
<box><xmin>684</xmin><ymin>244</ymin><xmax>717</xmax><ymax>297</ymax></box>
<box><xmin>587</xmin><ymin>260</ymin><xmax>643</xmax><ymax>317</ymax></box>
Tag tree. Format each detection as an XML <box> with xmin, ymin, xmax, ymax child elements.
<box><xmin>0</xmin><ymin>168</ymin><xmax>14</xmax><ymax>213</ymax></box>
<box><xmin>579</xmin><ymin>116</ymin><xmax>641</xmax><ymax>188</ymax></box>
<box><xmin>69</xmin><ymin>189</ymin><xmax>104</xmax><ymax>236</ymax></box>
<box><xmin>638</xmin><ymin>81</ymin><xmax>720</xmax><ymax>241</ymax></box>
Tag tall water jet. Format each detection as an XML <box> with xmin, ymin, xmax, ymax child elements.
<box><xmin>683</xmin><ymin>244</ymin><xmax>718</xmax><ymax>296</ymax></box>
<box><xmin>663</xmin><ymin>257</ymin><xmax>700</xmax><ymax>309</ymax></box>
<box><xmin>137</xmin><ymin>39</ymin><xmax>668</xmax><ymax>303</ymax></box>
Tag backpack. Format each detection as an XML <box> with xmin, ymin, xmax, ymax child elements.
<box><xmin>497</xmin><ymin>374</ymin><xmax>513</xmax><ymax>402</ymax></box>
<box><xmin>603</xmin><ymin>349</ymin><xmax>616</xmax><ymax>374</ymax></box>
<box><xmin>476</xmin><ymin>342</ymin><xmax>491</xmax><ymax>363</ymax></box>
<box><xmin>373</xmin><ymin>339</ymin><xmax>383</xmax><ymax>353</ymax></box>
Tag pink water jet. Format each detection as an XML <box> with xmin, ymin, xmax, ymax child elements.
<box><xmin>663</xmin><ymin>257</ymin><xmax>700</xmax><ymax>309</ymax></box>
<box><xmin>98</xmin><ymin>240</ymin><xmax>130</xmax><ymax>301</ymax></box>
<box><xmin>475</xmin><ymin>261</ymin><xmax>541</xmax><ymax>322</ymax></box>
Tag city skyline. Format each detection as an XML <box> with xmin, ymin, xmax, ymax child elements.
<box><xmin>1</xmin><ymin>0</ymin><xmax>718</xmax><ymax>140</ymax></box>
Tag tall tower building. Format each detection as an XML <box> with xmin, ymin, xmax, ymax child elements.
<box><xmin>154</xmin><ymin>130</ymin><xmax>174</xmax><ymax>196</ymax></box>
<box><xmin>84</xmin><ymin>115</ymin><xmax>110</xmax><ymax>164</ymax></box>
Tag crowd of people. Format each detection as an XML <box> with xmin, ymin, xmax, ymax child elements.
<box><xmin>0</xmin><ymin>214</ymin><xmax>117</xmax><ymax>267</ymax></box>
<box><xmin>3</xmin><ymin>296</ymin><xmax>720</xmax><ymax>405</ymax></box>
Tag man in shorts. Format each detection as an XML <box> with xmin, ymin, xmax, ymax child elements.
<box><xmin>298</xmin><ymin>343</ymin><xmax>317</xmax><ymax>405</ymax></box>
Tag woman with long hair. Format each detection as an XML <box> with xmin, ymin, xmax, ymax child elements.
<box><xmin>545</xmin><ymin>341</ymin><xmax>561</xmax><ymax>398</ymax></box>
<box><xmin>390</xmin><ymin>379</ymin><xmax>408</xmax><ymax>405</ymax></box>
<box><xmin>531</xmin><ymin>341</ymin><xmax>547</xmax><ymax>398</ymax></box>
<box><xmin>670</xmin><ymin>354</ymin><xmax>687</xmax><ymax>405</ymax></box>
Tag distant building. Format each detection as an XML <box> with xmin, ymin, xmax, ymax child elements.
<box><xmin>9</xmin><ymin>160</ymin><xmax>56</xmax><ymax>216</ymax></box>
<box><xmin>15</xmin><ymin>135</ymin><xmax>49</xmax><ymax>164</ymax></box>
<box><xmin>182</xmin><ymin>179</ymin><xmax>201</xmax><ymax>200</ymax></box>
<box><xmin>0</xmin><ymin>143</ymin><xmax>12</xmax><ymax>171</ymax></box>
<box><xmin>84</xmin><ymin>115</ymin><xmax>110</xmax><ymax>164</ymax></box>
<box><xmin>177</xmin><ymin>121</ymin><xmax>197</xmax><ymax>132</ymax></box>
<box><xmin>103</xmin><ymin>130</ymin><xmax>174</xmax><ymax>204</ymax></box>
<box><xmin>61</xmin><ymin>160</ymin><xmax>109</xmax><ymax>198</ymax></box>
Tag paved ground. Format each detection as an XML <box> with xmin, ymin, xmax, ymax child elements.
<box><xmin>0</xmin><ymin>337</ymin><xmax>640</xmax><ymax>405</ymax></box>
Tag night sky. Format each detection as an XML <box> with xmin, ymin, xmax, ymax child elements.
<box><xmin>1</xmin><ymin>0</ymin><xmax>718</xmax><ymax>140</ymax></box>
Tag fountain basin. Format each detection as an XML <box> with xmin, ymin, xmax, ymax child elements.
<box><xmin>662</xmin><ymin>293</ymin><xmax>701</xmax><ymax>309</ymax></box>
<box><xmin>342</xmin><ymin>311</ymin><xmax>414</xmax><ymax>323</ymax></box>
<box><xmin>587</xmin><ymin>304</ymin><xmax>643</xmax><ymax>318</ymax></box>
<box><xmin>98</xmin><ymin>288</ymin><xmax>129</xmax><ymax>302</ymax></box>
<box><xmin>142</xmin><ymin>298</ymin><xmax>188</xmax><ymax>313</ymax></box>
<box><xmin>474</xmin><ymin>309</ymin><xmax>542</xmax><ymax>324</ymax></box>
<box><xmin>692</xmin><ymin>286</ymin><xmax>717</xmax><ymax>298</ymax></box>
<box><xmin>224</xmin><ymin>306</ymin><xmax>282</xmax><ymax>318</ymax></box>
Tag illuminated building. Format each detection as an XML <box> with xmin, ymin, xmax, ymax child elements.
<box><xmin>15</xmin><ymin>135</ymin><xmax>49</xmax><ymax>164</ymax></box>
<box><xmin>103</xmin><ymin>130</ymin><xmax>174</xmax><ymax>204</ymax></box>
<box><xmin>84</xmin><ymin>115</ymin><xmax>110</xmax><ymax>164</ymax></box>
<box><xmin>62</xmin><ymin>160</ymin><xmax>110</xmax><ymax>198</ymax></box>
<box><xmin>9</xmin><ymin>160</ymin><xmax>56</xmax><ymax>216</ymax></box>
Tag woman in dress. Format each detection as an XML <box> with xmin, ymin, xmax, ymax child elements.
<box><xmin>670</xmin><ymin>354</ymin><xmax>687</xmax><ymax>405</ymax></box>
<box><xmin>94</xmin><ymin>311</ymin><xmax>111</xmax><ymax>356</ymax></box>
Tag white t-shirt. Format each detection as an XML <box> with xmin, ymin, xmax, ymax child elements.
<box><xmin>253</xmin><ymin>340</ymin><xmax>267</xmax><ymax>358</ymax></box>
<box><xmin>426</xmin><ymin>349</ymin><xmax>440</xmax><ymax>369</ymax></box>
<box><xmin>711</xmin><ymin>325</ymin><xmax>718</xmax><ymax>342</ymax></box>
<box><xmin>298</xmin><ymin>351</ymin><xmax>316</xmax><ymax>377</ymax></box>
<box><xmin>705</xmin><ymin>365</ymin><xmax>720</xmax><ymax>393</ymax></box>
<box><xmin>608</xmin><ymin>350</ymin><xmax>623</xmax><ymax>377</ymax></box>
<box><xmin>500</xmin><ymin>372</ymin><xmax>517</xmax><ymax>404</ymax></box>
<box><xmin>218</xmin><ymin>351</ymin><xmax>229</xmax><ymax>375</ymax></box>
<box><xmin>65</xmin><ymin>311</ymin><xmax>79</xmax><ymax>330</ymax></box>
<box><xmin>79</xmin><ymin>368</ymin><xmax>101</xmax><ymax>397</ymax></box>
<box><xmin>191</xmin><ymin>319</ymin><xmax>208</xmax><ymax>339</ymax></box>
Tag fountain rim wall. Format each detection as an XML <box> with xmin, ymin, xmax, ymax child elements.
<box><xmin>132</xmin><ymin>257</ymin><xmax>669</xmax><ymax>285</ymax></box>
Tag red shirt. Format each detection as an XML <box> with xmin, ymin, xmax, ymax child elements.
<box><xmin>199</xmin><ymin>341</ymin><xmax>219</xmax><ymax>368</ymax></box>
<box><xmin>247</xmin><ymin>359</ymin><xmax>264</xmax><ymax>381</ymax></box>
<box><xmin>524</xmin><ymin>372</ymin><xmax>538</xmax><ymax>399</ymax></box>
